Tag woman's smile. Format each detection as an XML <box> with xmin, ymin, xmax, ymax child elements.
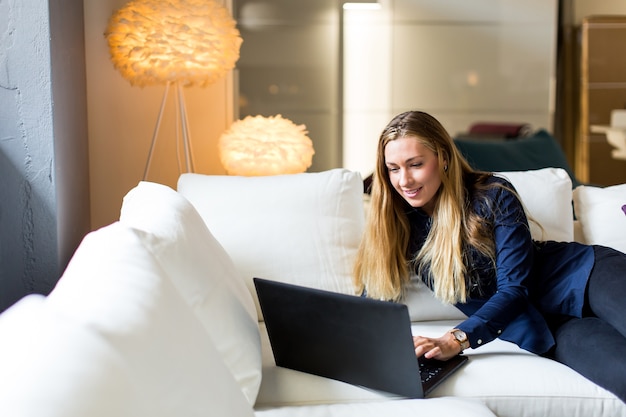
<box><xmin>402</xmin><ymin>187</ymin><xmax>421</xmax><ymax>198</ymax></box>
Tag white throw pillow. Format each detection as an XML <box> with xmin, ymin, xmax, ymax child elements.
<box><xmin>177</xmin><ymin>169</ymin><xmax>365</xmax><ymax>319</ymax></box>
<box><xmin>496</xmin><ymin>168</ymin><xmax>574</xmax><ymax>242</ymax></box>
<box><xmin>119</xmin><ymin>181</ymin><xmax>262</xmax><ymax>405</ymax></box>
<box><xmin>573</xmin><ymin>183</ymin><xmax>626</xmax><ymax>253</ymax></box>
<box><xmin>44</xmin><ymin>223</ymin><xmax>254</xmax><ymax>417</ymax></box>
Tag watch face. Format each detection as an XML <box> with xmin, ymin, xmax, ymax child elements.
<box><xmin>454</xmin><ymin>330</ymin><xmax>467</xmax><ymax>342</ymax></box>
<box><xmin>452</xmin><ymin>330</ymin><xmax>469</xmax><ymax>350</ymax></box>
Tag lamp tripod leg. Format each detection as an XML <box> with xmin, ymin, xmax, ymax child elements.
<box><xmin>143</xmin><ymin>82</ymin><xmax>171</xmax><ymax>180</ymax></box>
<box><xmin>176</xmin><ymin>82</ymin><xmax>195</xmax><ymax>173</ymax></box>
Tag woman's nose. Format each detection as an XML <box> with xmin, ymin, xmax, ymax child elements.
<box><xmin>398</xmin><ymin>169</ymin><xmax>411</xmax><ymax>186</ymax></box>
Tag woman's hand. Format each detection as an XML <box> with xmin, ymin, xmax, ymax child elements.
<box><xmin>413</xmin><ymin>332</ymin><xmax>463</xmax><ymax>361</ymax></box>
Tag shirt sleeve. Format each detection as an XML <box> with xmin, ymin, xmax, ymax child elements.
<box><xmin>455</xmin><ymin>182</ymin><xmax>535</xmax><ymax>349</ymax></box>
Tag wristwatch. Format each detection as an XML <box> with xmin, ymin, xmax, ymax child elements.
<box><xmin>450</xmin><ymin>329</ymin><xmax>470</xmax><ymax>351</ymax></box>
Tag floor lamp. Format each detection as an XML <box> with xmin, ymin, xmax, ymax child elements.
<box><xmin>105</xmin><ymin>0</ymin><xmax>242</xmax><ymax>180</ymax></box>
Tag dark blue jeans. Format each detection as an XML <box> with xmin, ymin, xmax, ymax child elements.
<box><xmin>551</xmin><ymin>246</ymin><xmax>626</xmax><ymax>403</ymax></box>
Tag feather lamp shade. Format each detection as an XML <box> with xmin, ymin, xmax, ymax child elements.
<box><xmin>219</xmin><ymin>115</ymin><xmax>315</xmax><ymax>176</ymax></box>
<box><xmin>105</xmin><ymin>0</ymin><xmax>242</xmax><ymax>87</ymax></box>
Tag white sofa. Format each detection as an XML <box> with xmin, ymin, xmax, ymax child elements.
<box><xmin>0</xmin><ymin>168</ymin><xmax>624</xmax><ymax>417</ymax></box>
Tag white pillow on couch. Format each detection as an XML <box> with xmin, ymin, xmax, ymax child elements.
<box><xmin>573</xmin><ymin>183</ymin><xmax>626</xmax><ymax>253</ymax></box>
<box><xmin>496</xmin><ymin>167</ymin><xmax>574</xmax><ymax>242</ymax></box>
<box><xmin>177</xmin><ymin>169</ymin><xmax>365</xmax><ymax>318</ymax></box>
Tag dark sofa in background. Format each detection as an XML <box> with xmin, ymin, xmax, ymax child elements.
<box><xmin>453</xmin><ymin>129</ymin><xmax>582</xmax><ymax>188</ymax></box>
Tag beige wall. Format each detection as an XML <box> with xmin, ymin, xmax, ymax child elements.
<box><xmin>84</xmin><ymin>0</ymin><xmax>234</xmax><ymax>230</ymax></box>
<box><xmin>574</xmin><ymin>0</ymin><xmax>626</xmax><ymax>24</ymax></box>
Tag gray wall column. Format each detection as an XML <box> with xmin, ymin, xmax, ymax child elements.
<box><xmin>0</xmin><ymin>0</ymin><xmax>90</xmax><ymax>312</ymax></box>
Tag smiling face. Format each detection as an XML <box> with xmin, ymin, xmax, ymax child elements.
<box><xmin>384</xmin><ymin>135</ymin><xmax>443</xmax><ymax>215</ymax></box>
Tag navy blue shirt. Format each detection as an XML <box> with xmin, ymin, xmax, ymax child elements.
<box><xmin>407</xmin><ymin>175</ymin><xmax>594</xmax><ymax>354</ymax></box>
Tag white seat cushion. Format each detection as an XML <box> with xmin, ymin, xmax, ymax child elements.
<box><xmin>415</xmin><ymin>321</ymin><xmax>625</xmax><ymax>417</ymax></box>
<box><xmin>255</xmin><ymin>397</ymin><xmax>496</xmax><ymax>417</ymax></box>
<box><xmin>256</xmin><ymin>319</ymin><xmax>624</xmax><ymax>417</ymax></box>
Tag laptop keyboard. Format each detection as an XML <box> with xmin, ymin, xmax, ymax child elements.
<box><xmin>419</xmin><ymin>358</ymin><xmax>445</xmax><ymax>383</ymax></box>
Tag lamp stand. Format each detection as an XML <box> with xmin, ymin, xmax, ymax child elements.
<box><xmin>143</xmin><ymin>81</ymin><xmax>196</xmax><ymax>180</ymax></box>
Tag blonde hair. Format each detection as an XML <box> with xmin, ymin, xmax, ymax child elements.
<box><xmin>354</xmin><ymin>111</ymin><xmax>496</xmax><ymax>304</ymax></box>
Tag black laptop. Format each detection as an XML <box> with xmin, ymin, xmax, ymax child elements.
<box><xmin>253</xmin><ymin>277</ymin><xmax>468</xmax><ymax>398</ymax></box>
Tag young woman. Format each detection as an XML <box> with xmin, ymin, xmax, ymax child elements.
<box><xmin>354</xmin><ymin>110</ymin><xmax>626</xmax><ymax>402</ymax></box>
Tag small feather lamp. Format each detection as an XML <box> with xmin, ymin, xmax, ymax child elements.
<box><xmin>218</xmin><ymin>115</ymin><xmax>315</xmax><ymax>176</ymax></box>
<box><xmin>105</xmin><ymin>0</ymin><xmax>242</xmax><ymax>179</ymax></box>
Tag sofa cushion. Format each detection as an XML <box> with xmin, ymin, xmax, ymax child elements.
<box><xmin>16</xmin><ymin>223</ymin><xmax>254</xmax><ymax>417</ymax></box>
<box><xmin>496</xmin><ymin>167</ymin><xmax>574</xmax><ymax>242</ymax></box>
<box><xmin>119</xmin><ymin>181</ymin><xmax>262</xmax><ymax>404</ymax></box>
<box><xmin>256</xmin><ymin>318</ymin><xmax>625</xmax><ymax>417</ymax></box>
<box><xmin>573</xmin><ymin>183</ymin><xmax>626</xmax><ymax>253</ymax></box>
<box><xmin>255</xmin><ymin>397</ymin><xmax>496</xmax><ymax>417</ymax></box>
<box><xmin>177</xmin><ymin>169</ymin><xmax>365</xmax><ymax>318</ymax></box>
<box><xmin>413</xmin><ymin>321</ymin><xmax>625</xmax><ymax>417</ymax></box>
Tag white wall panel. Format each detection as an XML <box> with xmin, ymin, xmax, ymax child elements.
<box><xmin>390</xmin><ymin>0</ymin><xmax>558</xmax><ymax>136</ymax></box>
<box><xmin>342</xmin><ymin>3</ymin><xmax>393</xmax><ymax>176</ymax></box>
<box><xmin>343</xmin><ymin>0</ymin><xmax>558</xmax><ymax>165</ymax></box>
